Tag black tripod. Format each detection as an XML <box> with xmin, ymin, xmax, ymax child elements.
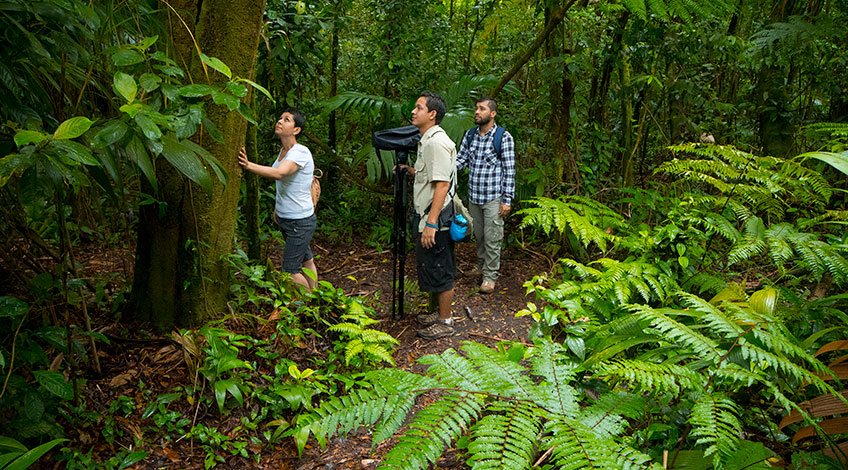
<box><xmin>372</xmin><ymin>126</ymin><xmax>420</xmax><ymax>320</ymax></box>
<box><xmin>391</xmin><ymin>153</ymin><xmax>410</xmax><ymax>320</ymax></box>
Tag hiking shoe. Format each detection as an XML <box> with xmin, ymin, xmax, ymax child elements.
<box><xmin>479</xmin><ymin>280</ymin><xmax>496</xmax><ymax>294</ymax></box>
<box><xmin>417</xmin><ymin>321</ymin><xmax>456</xmax><ymax>340</ymax></box>
<box><xmin>416</xmin><ymin>313</ymin><xmax>441</xmax><ymax>326</ymax></box>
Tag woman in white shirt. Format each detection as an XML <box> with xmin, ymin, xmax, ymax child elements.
<box><xmin>238</xmin><ymin>110</ymin><xmax>317</xmax><ymax>290</ymax></box>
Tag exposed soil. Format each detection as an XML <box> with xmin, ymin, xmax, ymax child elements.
<box><xmin>56</xmin><ymin>234</ymin><xmax>551</xmax><ymax>469</ymax></box>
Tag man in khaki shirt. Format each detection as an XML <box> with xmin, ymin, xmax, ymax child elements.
<box><xmin>402</xmin><ymin>92</ymin><xmax>458</xmax><ymax>340</ymax></box>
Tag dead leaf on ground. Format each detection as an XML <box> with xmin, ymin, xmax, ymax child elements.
<box><xmin>109</xmin><ymin>368</ymin><xmax>138</xmax><ymax>387</ymax></box>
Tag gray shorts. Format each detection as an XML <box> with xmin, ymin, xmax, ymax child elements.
<box><xmin>276</xmin><ymin>214</ymin><xmax>316</xmax><ymax>273</ymax></box>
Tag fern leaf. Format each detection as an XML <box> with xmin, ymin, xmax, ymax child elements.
<box><xmin>364</xmin><ymin>344</ymin><xmax>395</xmax><ymax>366</ymax></box>
<box><xmin>418</xmin><ymin>348</ymin><xmax>489</xmax><ymax>390</ymax></box>
<box><xmin>345</xmin><ymin>339</ymin><xmax>364</xmax><ymax>365</ymax></box>
<box><xmin>530</xmin><ymin>340</ymin><xmax>580</xmax><ymax>417</ymax></box>
<box><xmin>379</xmin><ymin>392</ymin><xmax>485</xmax><ymax>469</ymax></box>
<box><xmin>372</xmin><ymin>393</ymin><xmax>416</xmax><ymax>447</ymax></box>
<box><xmin>631</xmin><ymin>304</ymin><xmax>722</xmax><ymax>363</ymax></box>
<box><xmin>595</xmin><ymin>359</ymin><xmax>705</xmax><ymax>395</ymax></box>
<box><xmin>688</xmin><ymin>394</ymin><xmax>741</xmax><ymax>465</ymax></box>
<box><xmin>462</xmin><ymin>342</ymin><xmax>537</xmax><ymax>399</ymax></box>
<box><xmin>544</xmin><ymin>418</ymin><xmax>627</xmax><ymax>469</ymax></box>
<box><xmin>467</xmin><ymin>402</ymin><xmax>542</xmax><ymax>470</ymax></box>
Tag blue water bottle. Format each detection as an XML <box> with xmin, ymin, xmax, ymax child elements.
<box><xmin>450</xmin><ymin>213</ymin><xmax>469</xmax><ymax>241</ymax></box>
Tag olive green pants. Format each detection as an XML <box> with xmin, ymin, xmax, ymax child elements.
<box><xmin>469</xmin><ymin>199</ymin><xmax>504</xmax><ymax>282</ymax></box>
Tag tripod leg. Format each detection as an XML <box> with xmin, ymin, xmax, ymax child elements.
<box><xmin>397</xmin><ymin>169</ymin><xmax>409</xmax><ymax>319</ymax></box>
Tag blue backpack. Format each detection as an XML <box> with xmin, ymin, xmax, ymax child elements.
<box><xmin>462</xmin><ymin>125</ymin><xmax>506</xmax><ymax>158</ymax></box>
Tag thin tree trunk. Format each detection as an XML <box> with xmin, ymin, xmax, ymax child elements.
<box><xmin>491</xmin><ymin>0</ymin><xmax>579</xmax><ymax>98</ymax></box>
<box><xmin>245</xmin><ymin>122</ymin><xmax>261</xmax><ymax>261</ymax></box>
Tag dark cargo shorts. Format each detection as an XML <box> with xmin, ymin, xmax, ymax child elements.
<box><xmin>414</xmin><ymin>230</ymin><xmax>455</xmax><ymax>292</ymax></box>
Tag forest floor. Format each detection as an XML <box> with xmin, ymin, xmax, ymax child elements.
<box><xmin>66</xmin><ymin>234</ymin><xmax>552</xmax><ymax>469</ymax></box>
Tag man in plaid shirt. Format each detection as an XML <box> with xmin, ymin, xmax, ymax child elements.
<box><xmin>457</xmin><ymin>97</ymin><xmax>515</xmax><ymax>294</ymax></box>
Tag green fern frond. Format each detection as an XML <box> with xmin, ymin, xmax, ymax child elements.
<box><xmin>529</xmin><ymin>340</ymin><xmax>580</xmax><ymax>417</ymax></box>
<box><xmin>661</xmin><ymin>143</ymin><xmax>835</xmax><ymax>222</ymax></box>
<box><xmin>327</xmin><ymin>322</ymin><xmax>362</xmax><ymax>336</ymax></box>
<box><xmin>322</xmin><ymin>91</ymin><xmax>405</xmax><ymax>126</ymax></box>
<box><xmin>804</xmin><ymin>122</ymin><xmax>848</xmax><ymax>138</ymax></box>
<box><xmin>300</xmin><ymin>368</ymin><xmax>438</xmax><ymax>448</ymax></box>
<box><xmin>737</xmin><ymin>343</ymin><xmax>831</xmax><ymax>392</ymax></box>
<box><xmin>371</xmin><ymin>393</ymin><xmax>417</xmax><ymax>448</ymax></box>
<box><xmin>560</xmin><ymin>258</ymin><xmax>680</xmax><ymax>307</ymax></box>
<box><xmin>595</xmin><ymin>359</ymin><xmax>705</xmax><ymax>395</ymax></box>
<box><xmin>677</xmin><ymin>293</ymin><xmax>744</xmax><ymax>339</ymax></box>
<box><xmin>361</xmin><ymin>328</ymin><xmax>400</xmax><ymax>345</ymax></box>
<box><xmin>680</xmin><ymin>211</ymin><xmax>739</xmax><ymax>242</ymax></box>
<box><xmin>344</xmin><ymin>339</ymin><xmax>365</xmax><ymax>365</ymax></box>
<box><xmin>462</xmin><ymin>342</ymin><xmax>537</xmax><ymax>399</ymax></box>
<box><xmin>466</xmin><ymin>402</ymin><xmax>543</xmax><ymax>470</ymax></box>
<box><xmin>517</xmin><ymin>196</ymin><xmax>623</xmax><ymax>251</ymax></box>
<box><xmin>364</xmin><ymin>344</ymin><xmax>396</xmax><ymax>366</ymax></box>
<box><xmin>379</xmin><ymin>392</ymin><xmax>485</xmax><ymax>469</ymax></box>
<box><xmin>682</xmin><ymin>271</ymin><xmax>727</xmax><ymax>296</ymax></box>
<box><xmin>688</xmin><ymin>394</ymin><xmax>742</xmax><ymax>465</ymax></box>
<box><xmin>607</xmin><ymin>443</ymin><xmax>658</xmax><ymax>469</ymax></box>
<box><xmin>544</xmin><ymin>418</ymin><xmax>625</xmax><ymax>469</ymax></box>
<box><xmin>631</xmin><ymin>304</ymin><xmax>722</xmax><ymax>363</ymax></box>
<box><xmin>303</xmin><ymin>383</ymin><xmax>403</xmax><ymax>447</ymax></box>
<box><xmin>587</xmin><ymin>392</ymin><xmax>647</xmax><ymax>421</ymax></box>
<box><xmin>418</xmin><ymin>347</ymin><xmax>490</xmax><ymax>390</ymax></box>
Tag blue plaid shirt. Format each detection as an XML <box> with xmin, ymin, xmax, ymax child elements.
<box><xmin>456</xmin><ymin>125</ymin><xmax>516</xmax><ymax>206</ymax></box>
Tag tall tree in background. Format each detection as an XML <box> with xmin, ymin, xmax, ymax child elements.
<box><xmin>130</xmin><ymin>0</ymin><xmax>266</xmax><ymax>329</ymax></box>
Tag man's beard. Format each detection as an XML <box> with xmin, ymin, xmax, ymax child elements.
<box><xmin>474</xmin><ymin>115</ymin><xmax>491</xmax><ymax>126</ymax></box>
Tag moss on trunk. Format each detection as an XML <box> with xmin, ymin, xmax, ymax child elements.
<box><xmin>131</xmin><ymin>0</ymin><xmax>265</xmax><ymax>329</ymax></box>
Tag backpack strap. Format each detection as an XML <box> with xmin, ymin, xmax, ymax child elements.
<box><xmin>492</xmin><ymin>125</ymin><xmax>505</xmax><ymax>159</ymax></box>
<box><xmin>463</xmin><ymin>127</ymin><xmax>475</xmax><ymax>151</ymax></box>
<box><xmin>464</xmin><ymin>126</ymin><xmax>506</xmax><ymax>159</ymax></box>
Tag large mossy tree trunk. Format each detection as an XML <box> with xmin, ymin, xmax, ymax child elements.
<box><xmin>130</xmin><ymin>0</ymin><xmax>266</xmax><ymax>330</ymax></box>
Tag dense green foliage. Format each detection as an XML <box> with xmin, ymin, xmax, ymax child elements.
<box><xmin>1</xmin><ymin>0</ymin><xmax>847</xmax><ymax>467</ymax></box>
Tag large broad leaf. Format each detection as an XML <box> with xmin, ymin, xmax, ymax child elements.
<box><xmin>93</xmin><ymin>120</ymin><xmax>129</xmax><ymax>147</ymax></box>
<box><xmin>33</xmin><ymin>370</ymin><xmax>74</xmax><ymax>400</ymax></box>
<box><xmin>0</xmin><ymin>296</ymin><xmax>29</xmax><ymax>319</ymax></box>
<box><xmin>0</xmin><ymin>153</ymin><xmax>33</xmax><ymax>188</ymax></box>
<box><xmin>749</xmin><ymin>287</ymin><xmax>778</xmax><ymax>315</ymax></box>
<box><xmin>211</xmin><ymin>91</ymin><xmax>240</xmax><ymax>110</ymax></box>
<box><xmin>179</xmin><ymin>84</ymin><xmax>217</xmax><ymax>98</ymax></box>
<box><xmin>181</xmin><ymin>140</ymin><xmax>227</xmax><ymax>185</ymax></box>
<box><xmin>126</xmin><ymin>135</ymin><xmax>157</xmax><ymax>191</ymax></box>
<box><xmin>114</xmin><ymin>72</ymin><xmax>138</xmax><ymax>103</ymax></box>
<box><xmin>3</xmin><ymin>438</ymin><xmax>68</xmax><ymax>470</ymax></box>
<box><xmin>134</xmin><ymin>113</ymin><xmax>162</xmax><ymax>141</ymax></box>
<box><xmin>0</xmin><ymin>436</ymin><xmax>27</xmax><ymax>452</ymax></box>
<box><xmin>201</xmin><ymin>53</ymin><xmax>232</xmax><ymax>79</ymax></box>
<box><xmin>722</xmin><ymin>440</ymin><xmax>776</xmax><ymax>470</ymax></box>
<box><xmin>138</xmin><ymin>73</ymin><xmax>162</xmax><ymax>92</ymax></box>
<box><xmin>111</xmin><ymin>49</ymin><xmax>144</xmax><ymax>66</ymax></box>
<box><xmin>51</xmin><ymin>140</ymin><xmax>99</xmax><ymax>166</ymax></box>
<box><xmin>14</xmin><ymin>130</ymin><xmax>47</xmax><ymax>147</ymax></box>
<box><xmin>160</xmin><ymin>134</ymin><xmax>212</xmax><ymax>193</ymax></box>
<box><xmin>237</xmin><ymin>78</ymin><xmax>274</xmax><ymax>102</ymax></box>
<box><xmin>668</xmin><ymin>450</ymin><xmax>710</xmax><ymax>469</ymax></box>
<box><xmin>801</xmin><ymin>151</ymin><xmax>848</xmax><ymax>177</ymax></box>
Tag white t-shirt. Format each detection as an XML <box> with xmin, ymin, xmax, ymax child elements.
<box><xmin>272</xmin><ymin>143</ymin><xmax>314</xmax><ymax>219</ymax></box>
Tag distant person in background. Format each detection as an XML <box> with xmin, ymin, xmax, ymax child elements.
<box><xmin>400</xmin><ymin>92</ymin><xmax>458</xmax><ymax>340</ymax></box>
<box><xmin>238</xmin><ymin>110</ymin><xmax>318</xmax><ymax>290</ymax></box>
<box><xmin>456</xmin><ymin>97</ymin><xmax>515</xmax><ymax>294</ymax></box>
